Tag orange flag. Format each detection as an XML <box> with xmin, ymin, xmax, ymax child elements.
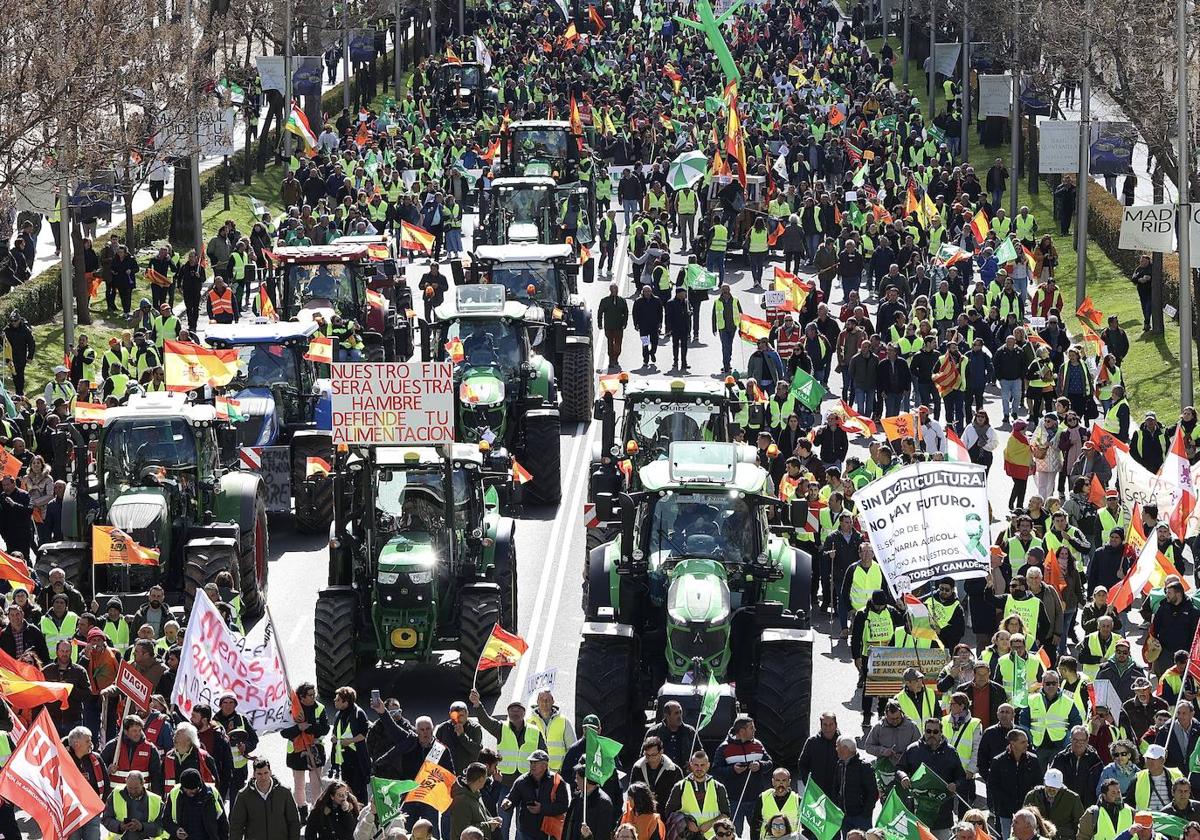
<box><xmin>0</xmin><ymin>550</ymin><xmax>36</xmax><ymax>591</ymax></box>
<box><xmin>405</xmin><ymin>745</ymin><xmax>457</xmax><ymax>813</ymax></box>
<box><xmin>92</xmin><ymin>526</ymin><xmax>159</xmax><ymax>566</ymax></box>
<box><xmin>0</xmin><ymin>649</ymin><xmax>71</xmax><ymax>710</ymax></box>
<box><xmin>0</xmin><ymin>448</ymin><xmax>21</xmax><ymax>479</ymax></box>
<box><xmin>881</xmin><ymin>414</ymin><xmax>917</xmax><ymax>442</ymax></box>
<box><xmin>1077</xmin><ymin>296</ymin><xmax>1104</xmax><ymax>328</ymax></box>
<box><xmin>1088</xmin><ymin>474</ymin><xmax>1108</xmax><ymax>507</ymax></box>
<box><xmin>1044</xmin><ymin>550</ymin><xmax>1067</xmax><ymax>596</ymax></box>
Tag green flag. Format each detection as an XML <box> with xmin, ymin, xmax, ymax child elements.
<box><xmin>908</xmin><ymin>765</ymin><xmax>951</xmax><ymax>827</ymax></box>
<box><xmin>1152</xmin><ymin>813</ymin><xmax>1189</xmax><ymax>839</ymax></box>
<box><xmin>372</xmin><ymin>778</ymin><xmax>418</xmax><ymax>826</ymax></box>
<box><xmin>993</xmin><ymin>238</ymin><xmax>1018</xmax><ymax>264</ymax></box>
<box><xmin>584</xmin><ymin>729</ymin><xmax>623</xmax><ymax>784</ymax></box>
<box><xmin>851</xmin><ymin>162</ymin><xmax>869</xmax><ymax>188</ymax></box>
<box><xmin>877</xmin><ymin>789</ymin><xmax>923</xmax><ymax>840</ymax></box>
<box><xmin>798</xmin><ymin>781</ymin><xmax>844</xmax><ymax>840</ymax></box>
<box><xmin>696</xmin><ymin>671</ymin><xmax>721</xmax><ymax>732</ymax></box>
<box><xmin>1190</xmin><ymin>734</ymin><xmax>1200</xmax><ymax>774</ymax></box>
<box><xmin>685</xmin><ymin>263</ymin><xmax>720</xmax><ymax>290</ymax></box>
<box><xmin>789</xmin><ymin>368</ymin><xmax>827</xmax><ymax>411</ymax></box>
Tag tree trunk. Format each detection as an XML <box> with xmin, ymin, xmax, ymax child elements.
<box><xmin>123</xmin><ymin>182</ymin><xmax>136</xmax><ymax>249</ymax></box>
<box><xmin>70</xmin><ymin>218</ymin><xmax>92</xmax><ymax>327</ymax></box>
<box><xmin>169</xmin><ymin>160</ymin><xmax>197</xmax><ymax>246</ymax></box>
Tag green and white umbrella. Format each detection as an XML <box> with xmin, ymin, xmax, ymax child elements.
<box><xmin>667</xmin><ymin>151</ymin><xmax>708</xmax><ymax>190</ymax></box>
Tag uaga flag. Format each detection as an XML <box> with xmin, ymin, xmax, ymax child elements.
<box><xmin>855</xmin><ymin>461</ymin><xmax>991</xmax><ymax>594</ymax></box>
<box><xmin>0</xmin><ymin>710</ymin><xmax>104</xmax><ymax>840</ymax></box>
<box><xmin>172</xmin><ymin>591</ymin><xmax>292</xmax><ymax>733</ymax></box>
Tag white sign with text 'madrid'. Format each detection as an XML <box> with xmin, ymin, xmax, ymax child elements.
<box><xmin>331</xmin><ymin>362</ymin><xmax>455</xmax><ymax>445</ymax></box>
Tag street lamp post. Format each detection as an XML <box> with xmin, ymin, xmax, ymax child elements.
<box><xmin>1074</xmin><ymin>0</ymin><xmax>1091</xmax><ymax>308</ymax></box>
<box><xmin>1177</xmin><ymin>0</ymin><xmax>1192</xmax><ymax>405</ymax></box>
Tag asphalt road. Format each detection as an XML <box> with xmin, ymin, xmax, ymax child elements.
<box><xmin>252</xmin><ymin>205</ymin><xmax>1076</xmax><ymax>774</ymax></box>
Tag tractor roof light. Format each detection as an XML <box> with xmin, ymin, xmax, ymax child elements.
<box><xmin>723</xmin><ymin>375</ymin><xmax>736</xmax><ymax>386</ymax></box>
<box><xmin>670</xmin><ymin>379</ymin><xmax>685</xmax><ymax>390</ymax></box>
<box><xmin>403</xmin><ymin>451</ymin><xmax>421</xmax><ymax>462</ymax></box>
<box><xmin>478</xmin><ymin>440</ymin><xmax>491</xmax><ymax>452</ymax></box>
<box><xmin>618</xmin><ymin>371</ymin><xmax>630</xmax><ymax>383</ymax></box>
<box><xmin>625</xmin><ymin>440</ymin><xmax>639</xmax><ymax>455</ymax></box>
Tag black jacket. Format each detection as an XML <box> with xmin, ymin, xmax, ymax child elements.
<box><xmin>831</xmin><ymin>754</ymin><xmax>878</xmax><ymax>819</ymax></box>
<box><xmin>563</xmin><ymin>787</ymin><xmax>614</xmax><ymax>840</ymax></box>
<box><xmin>1150</xmin><ymin>598</ymin><xmax>1200</xmax><ymax>661</ymax></box>
<box><xmin>797</xmin><ymin>733</ymin><xmax>840</xmax><ymax>795</ymax></box>
<box><xmin>0</xmin><ymin>618</ymin><xmax>48</xmax><ymax>664</ymax></box>
<box><xmin>164</xmin><ymin>784</ymin><xmax>229</xmax><ymax>840</ymax></box>
<box><xmin>985</xmin><ymin>749</ymin><xmax>1043</xmax><ymax>819</ymax></box>
<box><xmin>632</xmin><ymin>296</ymin><xmax>664</xmax><ymax>334</ymax></box>
<box><xmin>597</xmin><ymin>295</ymin><xmax>629</xmax><ymax>332</ymax></box>
<box><xmin>1050</xmin><ymin>747</ymin><xmax>1104</xmax><ymax>804</ymax></box>
<box><xmin>664</xmin><ymin>298</ymin><xmax>691</xmax><ymax>335</ymax></box>
<box><xmin>506</xmin><ymin>770</ymin><xmax>570</xmax><ymax>840</ymax></box>
<box><xmin>896</xmin><ymin>740</ymin><xmax>966</xmax><ymax>829</ymax></box>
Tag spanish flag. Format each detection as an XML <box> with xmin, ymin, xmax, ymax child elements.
<box><xmin>511</xmin><ymin>459</ymin><xmax>533</xmax><ymax>484</ymax></box>
<box><xmin>1080</xmin><ymin>324</ymin><xmax>1104</xmax><ymax>358</ymax></box>
<box><xmin>400</xmin><ymin>221</ymin><xmax>435</xmax><ymax>254</ymax></box>
<box><xmin>93</xmin><ymin>525</ymin><xmax>159</xmax><ymax>566</ymax></box>
<box><xmin>0</xmin><ymin>550</ymin><xmax>36</xmax><ymax>591</ymax></box>
<box><xmin>588</xmin><ymin>4</ymin><xmax>605</xmax><ymax>31</ymax></box>
<box><xmin>477</xmin><ymin>624</ymin><xmax>529</xmax><ymax>670</ymax></box>
<box><xmin>306</xmin><ymin>456</ymin><xmax>333</xmax><ymax>477</ymax></box>
<box><xmin>445</xmin><ymin>44</ymin><xmax>462</xmax><ymax>63</ymax></box>
<box><xmin>0</xmin><ymin>648</ymin><xmax>71</xmax><ymax>710</ymax></box>
<box><xmin>445</xmin><ymin>337</ymin><xmax>465</xmax><ymax>363</ymax></box>
<box><xmin>258</xmin><ymin>285</ymin><xmax>277</xmax><ymax>321</ymax></box>
<box><xmin>146</xmin><ymin>268</ymin><xmax>172</xmax><ymax>288</ymax></box>
<box><xmin>367</xmin><ymin>242</ymin><xmax>389</xmax><ymax>261</ymax></box>
<box><xmin>72</xmin><ymin>402</ymin><xmax>107</xmax><ymax>424</ymax></box>
<box><xmin>969</xmin><ymin>208</ymin><xmax>990</xmax><ymax>242</ymax></box>
<box><xmin>164</xmin><ymin>340</ymin><xmax>238</xmax><ymax>391</ymax></box>
<box><xmin>304</xmin><ymin>335</ymin><xmax>334</xmax><ymax>364</ymax></box>
<box><xmin>737</xmin><ymin>313</ymin><xmax>771</xmax><ymax>344</ymax></box>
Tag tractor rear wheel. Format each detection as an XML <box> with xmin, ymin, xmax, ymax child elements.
<box><xmin>34</xmin><ymin>545</ymin><xmax>89</xmax><ymax>600</ymax></box>
<box><xmin>575</xmin><ymin>635</ymin><xmax>638</xmax><ymax>759</ymax></box>
<box><xmin>184</xmin><ymin>541</ymin><xmax>240</xmax><ymax>610</ymax></box>
<box><xmin>459</xmin><ymin>588</ymin><xmax>502</xmax><ymax>695</ymax></box>
<box><xmin>752</xmin><ymin>640</ymin><xmax>813</xmax><ymax>769</ymax></box>
<box><xmin>292</xmin><ymin>436</ymin><xmax>334</xmax><ymax>536</ymax></box>
<box><xmin>314</xmin><ymin>589</ymin><xmax>358</xmax><ymax>702</ymax></box>
<box><xmin>237</xmin><ymin>493</ymin><xmax>268</xmax><ymax>625</ymax></box>
<box><xmin>366</xmin><ymin>342</ymin><xmax>385</xmax><ymax>362</ymax></box>
<box><xmin>520</xmin><ymin>414</ymin><xmax>561</xmax><ymax>505</ymax></box>
<box><xmin>559</xmin><ymin>342</ymin><xmax>594</xmax><ymax>423</ymax></box>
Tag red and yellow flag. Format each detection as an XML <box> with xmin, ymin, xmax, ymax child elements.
<box><xmin>72</xmin><ymin>402</ymin><xmax>107</xmax><ymax>424</ymax></box>
<box><xmin>737</xmin><ymin>313</ymin><xmax>770</xmax><ymax>344</ymax></box>
<box><xmin>367</xmin><ymin>242</ymin><xmax>389</xmax><ymax>261</ymax></box>
<box><xmin>905</xmin><ymin>185</ymin><xmax>920</xmax><ymax>220</ymax></box>
<box><xmin>400</xmin><ymin>221</ymin><xmax>435</xmax><ymax>254</ymax></box>
<box><xmin>1080</xmin><ymin>324</ymin><xmax>1104</xmax><ymax>358</ymax></box>
<box><xmin>833</xmin><ymin>400</ymin><xmax>877</xmax><ymax>437</ymax></box>
<box><xmin>445</xmin><ymin>337</ymin><xmax>465</xmax><ymax>363</ymax></box>
<box><xmin>304</xmin><ymin>335</ymin><xmax>334</xmax><ymax>364</ymax></box>
<box><xmin>164</xmin><ymin>340</ymin><xmax>238</xmax><ymax>391</ymax></box>
<box><xmin>724</xmin><ymin>90</ymin><xmax>747</xmax><ymax>188</ymax></box>
<box><xmin>511</xmin><ymin>460</ymin><xmax>533</xmax><ymax>484</ymax></box>
<box><xmin>569</xmin><ymin>95</ymin><xmax>584</xmax><ymax>136</ymax></box>
<box><xmin>478</xmin><ymin>624</ymin><xmax>529</xmax><ymax>670</ymax></box>
<box><xmin>146</xmin><ymin>268</ymin><xmax>172</xmax><ymax>288</ymax></box>
<box><xmin>445</xmin><ymin>45</ymin><xmax>462</xmax><ymax>63</ymax></box>
<box><xmin>93</xmin><ymin>526</ymin><xmax>159</xmax><ymax>567</ymax></box>
<box><xmin>1077</xmin><ymin>296</ymin><xmax>1104</xmax><ymax>328</ymax></box>
<box><xmin>0</xmin><ymin>550</ymin><xmax>35</xmax><ymax>591</ymax></box>
<box><xmin>258</xmin><ymin>285</ymin><xmax>277</xmax><ymax>321</ymax></box>
<box><xmin>0</xmin><ymin>650</ymin><xmax>71</xmax><ymax>710</ymax></box>
<box><xmin>306</xmin><ymin>457</ymin><xmax>333</xmax><ymax>477</ymax></box>
<box><xmin>588</xmin><ymin>4</ymin><xmax>605</xmax><ymax>30</ymax></box>
<box><xmin>970</xmin><ymin>208</ymin><xmax>990</xmax><ymax>242</ymax></box>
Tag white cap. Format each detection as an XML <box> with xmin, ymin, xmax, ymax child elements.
<box><xmin>1145</xmin><ymin>744</ymin><xmax>1167</xmax><ymax>761</ymax></box>
<box><xmin>1043</xmin><ymin>768</ymin><xmax>1064</xmax><ymax>788</ymax></box>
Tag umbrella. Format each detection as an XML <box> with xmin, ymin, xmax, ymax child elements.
<box><xmin>667</xmin><ymin>151</ymin><xmax>708</xmax><ymax>190</ymax></box>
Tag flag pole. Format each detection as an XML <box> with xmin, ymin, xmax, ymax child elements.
<box><xmin>732</xmin><ymin>764</ymin><xmax>754</xmax><ymax>823</ymax></box>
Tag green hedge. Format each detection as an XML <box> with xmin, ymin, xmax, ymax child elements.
<box><xmin>1083</xmin><ymin>176</ymin><xmax>1183</xmax><ymax>301</ymax></box>
<box><xmin>20</xmin><ymin>50</ymin><xmax>399</xmax><ymax>327</ymax></box>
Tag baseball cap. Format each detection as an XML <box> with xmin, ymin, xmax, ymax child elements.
<box><xmin>903</xmin><ymin>667</ymin><xmax>924</xmax><ymax>681</ymax></box>
<box><xmin>1134</xmin><ymin>813</ymin><xmax>1155</xmax><ymax>828</ymax></box>
<box><xmin>1145</xmin><ymin>744</ymin><xmax>1167</xmax><ymax>761</ymax></box>
<box><xmin>1043</xmin><ymin>769</ymin><xmax>1064</xmax><ymax>788</ymax></box>
<box><xmin>528</xmin><ymin>749</ymin><xmax>550</xmax><ymax>763</ymax></box>
<box><xmin>180</xmin><ymin>768</ymin><xmax>204</xmax><ymax>791</ymax></box>
<box><xmin>582</xmin><ymin>715</ymin><xmax>601</xmax><ymax>730</ymax></box>
<box><xmin>1105</xmin><ymin>489</ymin><xmax>1119</xmax><ymax>498</ymax></box>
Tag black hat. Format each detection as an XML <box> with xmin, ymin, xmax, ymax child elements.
<box><xmin>180</xmin><ymin>768</ymin><xmax>204</xmax><ymax>791</ymax></box>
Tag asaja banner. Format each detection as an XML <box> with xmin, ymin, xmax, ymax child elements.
<box><xmin>855</xmin><ymin>462</ymin><xmax>991</xmax><ymax>594</ymax></box>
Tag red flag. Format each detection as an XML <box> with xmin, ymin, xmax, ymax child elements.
<box><xmin>1089</xmin><ymin>424</ymin><xmax>1130</xmax><ymax>468</ymax></box>
<box><xmin>1163</xmin><ymin>426</ymin><xmax>1196</xmax><ymax>540</ymax></box>
<box><xmin>588</xmin><ymin>5</ymin><xmax>606</xmax><ymax>30</ymax></box>
<box><xmin>0</xmin><ymin>549</ymin><xmax>35</xmax><ymax>591</ymax></box>
<box><xmin>766</xmin><ymin>221</ymin><xmax>785</xmax><ymax>247</ymax></box>
<box><xmin>0</xmin><ymin>710</ymin><xmax>104</xmax><ymax>840</ymax></box>
<box><xmin>1077</xmin><ymin>296</ymin><xmax>1104</xmax><ymax>328</ymax></box>
<box><xmin>1088</xmin><ymin>474</ymin><xmax>1107</xmax><ymax>508</ymax></box>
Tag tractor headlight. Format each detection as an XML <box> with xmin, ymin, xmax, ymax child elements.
<box><xmin>378</xmin><ymin>572</ymin><xmax>400</xmax><ymax>584</ymax></box>
<box><xmin>407</xmin><ymin>571</ymin><xmax>434</xmax><ymax>585</ymax></box>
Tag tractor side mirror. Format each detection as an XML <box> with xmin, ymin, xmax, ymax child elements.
<box><xmin>592</xmin><ymin>398</ymin><xmax>606</xmax><ymax>421</ymax></box>
<box><xmin>216</xmin><ymin>425</ymin><xmax>238</xmax><ymax>467</ymax></box>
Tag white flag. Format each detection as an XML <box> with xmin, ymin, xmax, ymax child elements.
<box><xmin>474</xmin><ymin>36</ymin><xmax>492</xmax><ymax>74</ymax></box>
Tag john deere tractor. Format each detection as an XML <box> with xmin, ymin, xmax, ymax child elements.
<box><xmin>576</xmin><ymin>442</ymin><xmax>813</xmax><ymax>766</ymax></box>
<box><xmin>204</xmin><ymin>320</ymin><xmax>335</xmax><ymax>534</ymax></box>
<box><xmin>431</xmin><ymin>61</ymin><xmax>497</xmax><ymax>124</ymax></box>
<box><xmin>495</xmin><ymin>121</ymin><xmax>597</xmax><ymax>246</ymax></box>
<box><xmin>470</xmin><ymin>244</ymin><xmax>593</xmax><ymax>422</ymax></box>
<box><xmin>313</xmin><ymin>445</ymin><xmax>518</xmax><ymax>701</ymax></box>
<box><xmin>477</xmin><ymin>177</ymin><xmax>595</xmax><ymax>252</ymax></box>
<box><xmin>421</xmin><ymin>284</ymin><xmax>561</xmax><ymax>505</ymax></box>
<box><xmin>36</xmin><ymin>392</ymin><xmax>269</xmax><ymax>622</ymax></box>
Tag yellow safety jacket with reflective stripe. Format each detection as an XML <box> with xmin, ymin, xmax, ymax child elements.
<box><xmin>1027</xmin><ymin>691</ymin><xmax>1075</xmax><ymax>745</ymax></box>
<box><xmin>231</xmin><ymin>251</ymin><xmax>248</xmax><ymax>281</ymax></box>
<box><xmin>942</xmin><ymin>715</ymin><xmax>981</xmax><ymax>771</ymax></box>
<box><xmin>497</xmin><ymin>724</ymin><xmax>542</xmax><ymax>776</ymax></box>
<box><xmin>1091</xmin><ymin>805</ymin><xmax>1134</xmax><ymax>840</ymax></box>
<box><xmin>1104</xmin><ymin>400</ymin><xmax>1129</xmax><ymax>434</ymax></box>
<box><xmin>893</xmin><ymin>686</ymin><xmax>939</xmax><ymax>723</ymax></box>
<box><xmin>41</xmin><ymin>613</ymin><xmax>80</xmax><ymax>660</ymax></box>
<box><xmin>709</xmin><ymin>224</ymin><xmax>729</xmax><ymax>253</ymax></box>
<box><xmin>529</xmin><ymin>712</ymin><xmax>570</xmax><ymax>770</ymax></box>
<box><xmin>849</xmin><ymin>564</ymin><xmax>883</xmax><ymax>613</ymax></box>
<box><xmin>680</xmin><ymin>778</ymin><xmax>721</xmax><ymax>840</ymax></box>
<box><xmin>758</xmin><ymin>790</ymin><xmax>801</xmax><ymax>840</ymax></box>
<box><xmin>713</xmin><ymin>297</ymin><xmax>741</xmax><ymax>331</ymax></box>
<box><xmin>748</xmin><ymin>228</ymin><xmax>769</xmax><ymax>253</ymax></box>
<box><xmin>1132</xmin><ymin>768</ymin><xmax>1183</xmax><ymax>810</ymax></box>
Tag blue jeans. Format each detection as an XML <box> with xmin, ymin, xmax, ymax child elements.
<box><xmin>719</xmin><ymin>330</ymin><xmax>735</xmax><ymax>371</ymax></box>
<box><xmin>884</xmin><ymin>391</ymin><xmax>910</xmax><ymax>416</ymax></box>
<box><xmin>915</xmin><ymin>382</ymin><xmax>939</xmax><ymax>418</ymax></box>
<box><xmin>495</xmin><ymin>779</ymin><xmax>515</xmax><ymax>840</ymax></box>
<box><xmin>1000</xmin><ymin>379</ymin><xmax>1022</xmax><ymax>419</ymax></box>
<box><xmin>991</xmin><ymin>189</ymin><xmax>1004</xmax><ymax>208</ymax></box>
<box><xmin>445</xmin><ymin>228</ymin><xmax>463</xmax><ymax>255</ymax></box>
<box><xmin>806</xmin><ymin>233</ymin><xmax>821</xmax><ymax>259</ymax></box>
<box><xmin>853</xmin><ymin>387</ymin><xmax>875</xmax><ymax>416</ymax></box>
<box><xmin>68</xmin><ymin>815</ymin><xmax>102</xmax><ymax>840</ymax></box>
<box><xmin>621</xmin><ymin>199</ymin><xmax>639</xmax><ymax>228</ymax></box>
<box><xmin>944</xmin><ymin>391</ymin><xmax>966</xmax><ymax>428</ymax></box>
<box><xmin>841</xmin><ymin>272</ymin><xmax>860</xmax><ymax>299</ymax></box>
<box><xmin>706</xmin><ymin>250</ymin><xmax>726</xmax><ymax>283</ymax></box>
<box><xmin>1060</xmin><ymin>609</ymin><xmax>1078</xmax><ymax>654</ymax></box>
<box><xmin>748</xmin><ymin>252</ymin><xmax>766</xmax><ymax>286</ymax></box>
<box><xmin>814</xmin><ymin>363</ymin><xmax>830</xmax><ymax>387</ymax></box>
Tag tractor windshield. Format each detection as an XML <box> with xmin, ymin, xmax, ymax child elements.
<box><xmin>236</xmin><ymin>344</ymin><xmax>294</xmax><ymax>387</ymax></box>
<box><xmin>376</xmin><ymin>468</ymin><xmax>471</xmax><ymax>529</ymax></box>
<box><xmin>512</xmin><ymin>129</ymin><xmax>570</xmax><ymax>173</ymax></box>
<box><xmin>643</xmin><ymin>491</ymin><xmax>758</xmax><ymax>564</ymax></box>
<box><xmin>102</xmin><ymin>417</ymin><xmax>198</xmax><ymax>495</ymax></box>
<box><xmin>488</xmin><ymin>263</ymin><xmax>560</xmax><ymax>303</ymax></box>
<box><xmin>629</xmin><ymin>401</ymin><xmax>723</xmax><ymax>453</ymax></box>
<box><xmin>445</xmin><ymin>319</ymin><xmax>523</xmax><ymax>371</ymax></box>
<box><xmin>440</xmin><ymin>64</ymin><xmax>481</xmax><ymax>88</ymax></box>
<box><xmin>290</xmin><ymin>263</ymin><xmax>357</xmax><ymax>307</ymax></box>
<box><xmin>492</xmin><ymin>186</ymin><xmax>553</xmax><ymax>234</ymax></box>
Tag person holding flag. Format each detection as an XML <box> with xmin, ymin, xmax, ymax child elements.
<box><xmin>562</xmin><ymin>717</ymin><xmax>622</xmax><ymax>808</ymax></box>
<box><xmin>469</xmin><ymin>688</ymin><xmax>547</xmax><ymax>840</ymax></box>
<box><xmin>562</xmin><ymin>728</ymin><xmax>621</xmax><ymax>840</ymax></box>
<box><xmin>712</xmin><ymin>716</ymin><xmax>772</xmax><ymax>835</ymax></box>
<box><xmin>895</xmin><ymin>717</ymin><xmax>967</xmax><ymax>836</ymax></box>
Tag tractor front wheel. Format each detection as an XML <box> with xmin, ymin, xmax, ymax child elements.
<box><xmin>184</xmin><ymin>540</ymin><xmax>240</xmax><ymax>611</ymax></box>
<box><xmin>752</xmin><ymin>639</ymin><xmax>813</xmax><ymax>769</ymax></box>
<box><xmin>459</xmin><ymin>588</ymin><xmax>503</xmax><ymax>695</ymax></box>
<box><xmin>520</xmin><ymin>414</ymin><xmax>561</xmax><ymax>506</ymax></box>
<box><xmin>314</xmin><ymin>589</ymin><xmax>358</xmax><ymax>702</ymax></box>
<box><xmin>575</xmin><ymin>635</ymin><xmax>639</xmax><ymax>760</ymax></box>
<box><xmin>559</xmin><ymin>341</ymin><xmax>594</xmax><ymax>423</ymax></box>
<box><xmin>237</xmin><ymin>492</ymin><xmax>268</xmax><ymax>625</ymax></box>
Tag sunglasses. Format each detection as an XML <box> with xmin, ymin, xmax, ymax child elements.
<box><xmin>1114</xmin><ymin>752</ymin><xmax>1131</xmax><ymax>758</ymax></box>
<box><xmin>925</xmin><ymin>729</ymin><xmax>942</xmax><ymax>735</ymax></box>
<box><xmin>716</xmin><ymin>833</ymin><xmax>734</xmax><ymax>837</ymax></box>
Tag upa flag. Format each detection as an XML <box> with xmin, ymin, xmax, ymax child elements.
<box><xmin>405</xmin><ymin>743</ymin><xmax>456</xmax><ymax>813</ymax></box>
<box><xmin>373</xmin><ymin>778</ymin><xmax>418</xmax><ymax>827</ymax></box>
<box><xmin>877</xmin><ymin>788</ymin><xmax>937</xmax><ymax>840</ymax></box>
<box><xmin>304</xmin><ymin>335</ymin><xmax>334</xmax><ymax>364</ymax></box>
<box><xmin>789</xmin><ymin>368</ymin><xmax>827</xmax><ymax>411</ymax></box>
<box><xmin>478</xmin><ymin>624</ymin><xmax>528</xmax><ymax>670</ymax></box>
<box><xmin>738</xmin><ymin>313</ymin><xmax>771</xmax><ymax>344</ymax></box>
<box><xmin>0</xmin><ymin>649</ymin><xmax>71</xmax><ymax>710</ymax></box>
<box><xmin>1088</xmin><ymin>474</ymin><xmax>1107</xmax><ymax>507</ymax></box>
<box><xmin>908</xmin><ymin>765</ymin><xmax>952</xmax><ymax>828</ymax></box>
<box><xmin>881</xmin><ymin>413</ymin><xmax>917</xmax><ymax>442</ymax></box>
<box><xmin>92</xmin><ymin>526</ymin><xmax>160</xmax><ymax>566</ymax></box>
<box><xmin>400</xmin><ymin>221</ymin><xmax>435</xmax><ymax>253</ymax></box>
<box><xmin>1151</xmin><ymin>814</ymin><xmax>1189</xmax><ymax>839</ymax></box>
<box><xmin>684</xmin><ymin>264</ymin><xmax>719</xmax><ymax>290</ymax></box>
<box><xmin>1077</xmin><ymin>296</ymin><xmax>1104</xmax><ymax>328</ymax></box>
<box><xmin>799</xmin><ymin>781</ymin><xmax>844</xmax><ymax>840</ymax></box>
<box><xmin>0</xmin><ymin>550</ymin><xmax>35</xmax><ymax>591</ymax></box>
<box><xmin>164</xmin><ymin>340</ymin><xmax>237</xmax><ymax>391</ymax></box>
<box><xmin>584</xmin><ymin>729</ymin><xmax>623</xmax><ymax>784</ymax></box>
<box><xmin>0</xmin><ymin>709</ymin><xmax>104</xmax><ymax>840</ymax></box>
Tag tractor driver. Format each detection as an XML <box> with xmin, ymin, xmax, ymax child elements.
<box><xmin>462</xmin><ymin>324</ymin><xmax>499</xmax><ymax>365</ymax></box>
<box><xmin>305</xmin><ymin>265</ymin><xmax>339</xmax><ymax>300</ymax></box>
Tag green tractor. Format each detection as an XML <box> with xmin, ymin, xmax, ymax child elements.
<box><xmin>313</xmin><ymin>444</ymin><xmax>519</xmax><ymax>701</ymax></box>
<box><xmin>576</xmin><ymin>442</ymin><xmax>813</xmax><ymax>766</ymax></box>
<box><xmin>495</xmin><ymin>120</ymin><xmax>598</xmax><ymax>248</ymax></box>
<box><xmin>36</xmin><ymin>392</ymin><xmax>269</xmax><ymax>623</ymax></box>
<box><xmin>431</xmin><ymin>61</ymin><xmax>497</xmax><ymax>124</ymax></box>
<box><xmin>476</xmin><ymin>176</ymin><xmax>595</xmax><ymax>253</ymax></box>
<box><xmin>421</xmin><ymin>284</ymin><xmax>562</xmax><ymax>505</ymax></box>
<box><xmin>470</xmin><ymin>243</ymin><xmax>593</xmax><ymax>422</ymax></box>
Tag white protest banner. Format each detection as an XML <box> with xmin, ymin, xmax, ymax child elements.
<box><xmin>855</xmin><ymin>461</ymin><xmax>991</xmax><ymax>594</ymax></box>
<box><xmin>524</xmin><ymin>668</ymin><xmax>558</xmax><ymax>699</ymax></box>
<box><xmin>1118</xmin><ymin>204</ymin><xmax>1176</xmax><ymax>252</ymax></box>
<box><xmin>1115</xmin><ymin>450</ymin><xmax>1184</xmax><ymax>515</ymax></box>
<box><xmin>172</xmin><ymin>591</ymin><xmax>292</xmax><ymax>733</ymax></box>
<box><xmin>934</xmin><ymin>43</ymin><xmax>961</xmax><ymax>78</ymax></box>
<box><xmin>1038</xmin><ymin>120</ymin><xmax>1080</xmax><ymax>174</ymax></box>
<box><xmin>10</xmin><ymin>171</ymin><xmax>57</xmax><ymax>214</ymax></box>
<box><xmin>331</xmin><ymin>362</ymin><xmax>454</xmax><ymax>445</ymax></box>
<box><xmin>255</xmin><ymin>56</ymin><xmax>287</xmax><ymax>93</ymax></box>
<box><xmin>978</xmin><ymin>74</ymin><xmax>1012</xmax><ymax>118</ymax></box>
<box><xmin>763</xmin><ymin>290</ymin><xmax>788</xmax><ymax>308</ymax></box>
<box><xmin>199</xmin><ymin>107</ymin><xmax>238</xmax><ymax>157</ymax></box>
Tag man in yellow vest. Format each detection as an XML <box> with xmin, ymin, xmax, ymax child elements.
<box><xmin>470</xmin><ymin>688</ymin><xmax>547</xmax><ymax>840</ymax></box>
<box><xmin>1131</xmin><ymin>744</ymin><xmax>1182</xmax><ymax>810</ymax></box>
<box><xmin>711</xmin><ymin>284</ymin><xmax>741</xmax><ymax>375</ymax></box>
<box><xmin>1075</xmin><ymin>616</ymin><xmax>1123</xmax><ymax>680</ymax></box>
<box><xmin>894</xmin><ymin>668</ymin><xmax>940</xmax><ymax>725</ymax></box>
<box><xmin>749</xmin><ymin>768</ymin><xmax>800</xmax><ymax>840</ymax></box>
<box><xmin>1019</xmin><ymin>670</ymin><xmax>1082</xmax><ymax>768</ymax></box>
<box><xmin>1078</xmin><ymin>778</ymin><xmax>1135</xmax><ymax>840</ymax></box>
<box><xmin>924</xmin><ymin>577</ymin><xmax>966</xmax><ymax>650</ymax></box>
<box><xmin>102</xmin><ymin>769</ymin><xmax>163</xmax><ymax>840</ymax></box>
<box><xmin>707</xmin><ymin>219</ymin><xmax>729</xmax><ymax>283</ymax></box>
<box><xmin>529</xmin><ymin>689</ymin><xmax>575</xmax><ymax>775</ymax></box>
<box><xmin>853</xmin><ymin>591</ymin><xmax>905</xmax><ymax>727</ymax></box>
<box><xmin>665</xmin><ymin>751</ymin><xmax>731</xmax><ymax>840</ymax></box>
